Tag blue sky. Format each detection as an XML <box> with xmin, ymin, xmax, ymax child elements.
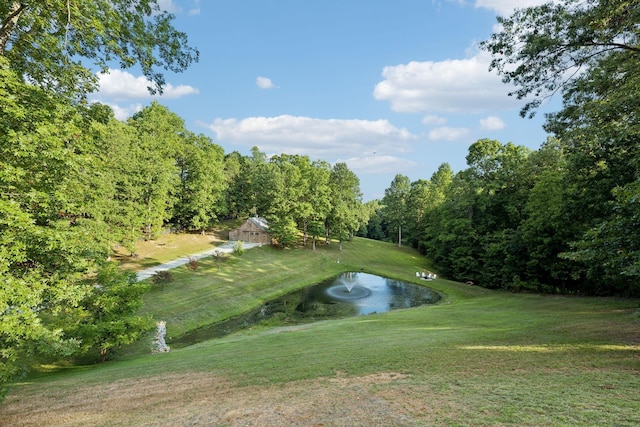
<box><xmin>91</xmin><ymin>0</ymin><xmax>557</xmax><ymax>201</ymax></box>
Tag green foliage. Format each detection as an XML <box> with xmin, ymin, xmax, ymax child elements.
<box><xmin>65</xmin><ymin>262</ymin><xmax>152</xmax><ymax>362</ymax></box>
<box><xmin>418</xmin><ymin>141</ymin><xmax>532</xmax><ymax>286</ymax></box>
<box><xmin>357</xmin><ymin>200</ymin><xmax>386</xmax><ymax>241</ymax></box>
<box><xmin>0</xmin><ymin>0</ymin><xmax>200</xmax><ymax>391</ymax></box>
<box><xmin>0</xmin><ymin>57</ymin><xmax>104</xmax><ymax>393</ymax></box>
<box><xmin>0</xmin><ymin>0</ymin><xmax>199</xmax><ymax>98</ymax></box>
<box><xmin>172</xmin><ymin>129</ymin><xmax>226</xmax><ymax>232</ymax></box>
<box><xmin>267</xmin><ymin>216</ymin><xmax>300</xmax><ymax>248</ymax></box>
<box><xmin>481</xmin><ymin>0</ymin><xmax>640</xmax><ymax>118</ymax></box>
<box><xmin>128</xmin><ymin>103</ymin><xmax>182</xmax><ymax>237</ymax></box>
<box><xmin>283</xmin><ymin>156</ymin><xmax>332</xmax><ymax>247</ymax></box>
<box><xmin>308</xmin><ymin>220</ymin><xmax>327</xmax><ymax>250</ymax></box>
<box><xmin>221</xmin><ymin>151</ymin><xmax>253</xmax><ymax>219</ymax></box>
<box><xmin>220</xmin><ymin>150</ymin><xmax>366</xmax><ymax>250</ymax></box>
<box><xmin>518</xmin><ymin>140</ymin><xmax>584</xmax><ymax>291</ymax></box>
<box><xmin>246</xmin><ymin>147</ymin><xmax>277</xmax><ymax>216</ymax></box>
<box><xmin>326</xmin><ymin>162</ymin><xmax>365</xmax><ymax>245</ymax></box>
<box><xmin>561</xmin><ymin>181</ymin><xmax>640</xmax><ymax>295</ymax></box>
<box><xmin>382</xmin><ymin>174</ymin><xmax>411</xmax><ymax>247</ymax></box>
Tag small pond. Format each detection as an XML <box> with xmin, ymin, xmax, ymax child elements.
<box><xmin>170</xmin><ymin>272</ymin><xmax>441</xmax><ymax>348</ymax></box>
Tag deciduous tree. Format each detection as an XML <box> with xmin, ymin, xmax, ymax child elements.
<box><xmin>0</xmin><ymin>0</ymin><xmax>198</xmax><ymax>392</ymax></box>
<box><xmin>382</xmin><ymin>174</ymin><xmax>411</xmax><ymax>248</ymax></box>
<box><xmin>60</xmin><ymin>262</ymin><xmax>152</xmax><ymax>362</ymax></box>
<box><xmin>481</xmin><ymin>0</ymin><xmax>640</xmax><ymax>118</ymax></box>
<box><xmin>0</xmin><ymin>59</ymin><xmax>128</xmax><ymax>395</ymax></box>
<box><xmin>0</xmin><ymin>0</ymin><xmax>198</xmax><ymax>98</ymax></box>
<box><xmin>326</xmin><ymin>163</ymin><xmax>363</xmax><ymax>249</ymax></box>
<box><xmin>128</xmin><ymin>102</ymin><xmax>182</xmax><ymax>238</ymax></box>
<box><xmin>173</xmin><ymin>133</ymin><xmax>225</xmax><ymax>232</ymax></box>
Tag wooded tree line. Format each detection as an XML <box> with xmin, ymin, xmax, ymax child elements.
<box><xmin>366</xmin><ymin>0</ymin><xmax>640</xmax><ymax>297</ymax></box>
<box><xmin>223</xmin><ymin>149</ymin><xmax>366</xmax><ymax>249</ymax></box>
<box><xmin>0</xmin><ymin>0</ymin><xmax>204</xmax><ymax>397</ymax></box>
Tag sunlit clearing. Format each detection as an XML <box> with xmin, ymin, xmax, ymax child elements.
<box><xmin>460</xmin><ymin>344</ymin><xmax>639</xmax><ymax>352</ymax></box>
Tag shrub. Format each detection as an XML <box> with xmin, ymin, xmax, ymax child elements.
<box><xmin>187</xmin><ymin>257</ymin><xmax>198</xmax><ymax>271</ymax></box>
<box><xmin>153</xmin><ymin>270</ymin><xmax>173</xmax><ymax>283</ymax></box>
<box><xmin>152</xmin><ymin>271</ymin><xmax>173</xmax><ymax>290</ymax></box>
<box><xmin>233</xmin><ymin>240</ymin><xmax>245</xmax><ymax>256</ymax></box>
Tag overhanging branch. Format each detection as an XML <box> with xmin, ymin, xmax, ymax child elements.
<box><xmin>0</xmin><ymin>2</ymin><xmax>28</xmax><ymax>54</ymax></box>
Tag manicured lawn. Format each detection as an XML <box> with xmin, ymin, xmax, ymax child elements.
<box><xmin>2</xmin><ymin>237</ymin><xmax>638</xmax><ymax>426</ymax></box>
<box><xmin>137</xmin><ymin>238</ymin><xmax>437</xmax><ymax>338</ymax></box>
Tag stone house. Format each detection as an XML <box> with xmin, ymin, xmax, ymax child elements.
<box><xmin>228</xmin><ymin>216</ymin><xmax>271</xmax><ymax>244</ymax></box>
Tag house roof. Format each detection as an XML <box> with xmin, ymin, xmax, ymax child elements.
<box><xmin>248</xmin><ymin>216</ymin><xmax>269</xmax><ymax>230</ymax></box>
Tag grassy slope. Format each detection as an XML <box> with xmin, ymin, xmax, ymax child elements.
<box><xmin>2</xmin><ymin>238</ymin><xmax>639</xmax><ymax>426</ymax></box>
<box><xmin>138</xmin><ymin>237</ymin><xmax>438</xmax><ymax>338</ymax></box>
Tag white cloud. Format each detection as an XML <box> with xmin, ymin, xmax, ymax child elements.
<box><xmin>89</xmin><ymin>101</ymin><xmax>143</xmax><ymax>121</ymax></box>
<box><xmin>157</xmin><ymin>0</ymin><xmax>201</xmax><ymax>15</ymax></box>
<box><xmin>188</xmin><ymin>0</ymin><xmax>201</xmax><ymax>15</ymax></box>
<box><xmin>428</xmin><ymin>126</ymin><xmax>471</xmax><ymax>141</ymax></box>
<box><xmin>374</xmin><ymin>50</ymin><xmax>522</xmax><ymax>114</ymax></box>
<box><xmin>422</xmin><ymin>114</ymin><xmax>447</xmax><ymax>126</ymax></box>
<box><xmin>95</xmin><ymin>69</ymin><xmax>199</xmax><ymax>101</ymax></box>
<box><xmin>472</xmin><ymin>0</ymin><xmax>552</xmax><ymax>16</ymax></box>
<box><xmin>341</xmin><ymin>155</ymin><xmax>417</xmax><ymax>175</ymax></box>
<box><xmin>205</xmin><ymin>115</ymin><xmax>416</xmax><ymax>161</ymax></box>
<box><xmin>480</xmin><ymin>115</ymin><xmax>506</xmax><ymax>131</ymax></box>
<box><xmin>156</xmin><ymin>0</ymin><xmax>179</xmax><ymax>13</ymax></box>
<box><xmin>106</xmin><ymin>103</ymin><xmax>144</xmax><ymax>121</ymax></box>
<box><xmin>256</xmin><ymin>76</ymin><xmax>277</xmax><ymax>89</ymax></box>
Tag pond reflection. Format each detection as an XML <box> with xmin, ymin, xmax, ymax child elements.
<box><xmin>170</xmin><ymin>272</ymin><xmax>440</xmax><ymax>347</ymax></box>
<box><xmin>299</xmin><ymin>272</ymin><xmax>440</xmax><ymax>315</ymax></box>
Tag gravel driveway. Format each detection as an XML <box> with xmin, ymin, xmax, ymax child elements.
<box><xmin>136</xmin><ymin>242</ymin><xmax>262</xmax><ymax>281</ymax></box>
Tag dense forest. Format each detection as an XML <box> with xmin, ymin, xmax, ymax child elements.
<box><xmin>1</xmin><ymin>0</ymin><xmax>638</xmax><ymax>398</ymax></box>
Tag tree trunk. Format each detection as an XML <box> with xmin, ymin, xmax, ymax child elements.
<box><xmin>0</xmin><ymin>2</ymin><xmax>27</xmax><ymax>53</ymax></box>
<box><xmin>398</xmin><ymin>224</ymin><xmax>402</xmax><ymax>248</ymax></box>
<box><xmin>146</xmin><ymin>200</ymin><xmax>153</xmax><ymax>239</ymax></box>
